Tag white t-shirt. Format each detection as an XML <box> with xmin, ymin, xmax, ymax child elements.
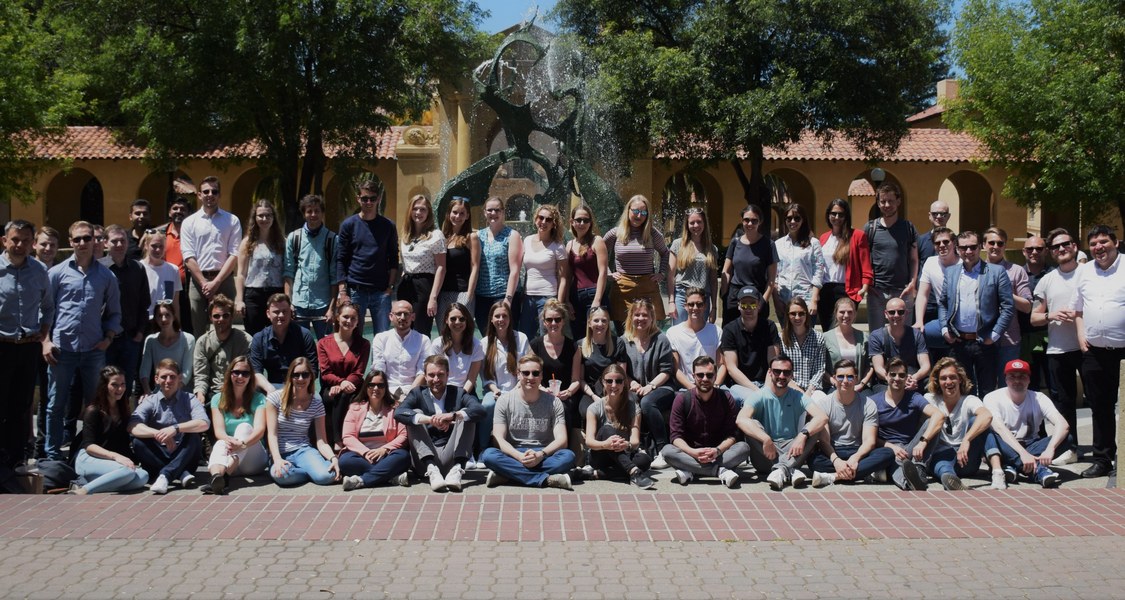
<box><xmin>1033</xmin><ymin>267</ymin><xmax>1080</xmax><ymax>354</ymax></box>
<box><xmin>820</xmin><ymin>234</ymin><xmax>845</xmax><ymax>284</ymax></box>
<box><xmin>665</xmin><ymin>322</ymin><xmax>721</xmax><ymax>377</ymax></box>
<box><xmin>430</xmin><ymin>335</ymin><xmax>485</xmax><ymax>388</ymax></box>
<box><xmin>1068</xmin><ymin>254</ymin><xmax>1125</xmax><ymax>348</ymax></box>
<box><xmin>926</xmin><ymin>392</ymin><xmax>985</xmax><ymax>447</ymax></box>
<box><xmin>982</xmin><ymin>388</ymin><xmax>1064</xmax><ymax>442</ymax></box>
<box><xmin>523</xmin><ymin>239</ymin><xmax>566</xmax><ymax>297</ymax></box>
<box><xmin>482</xmin><ymin>331</ymin><xmax>530</xmax><ymax>392</ymax></box>
<box><xmin>142</xmin><ymin>260</ymin><xmax>182</xmax><ymax>315</ymax></box>
<box><xmin>920</xmin><ymin>256</ymin><xmax>952</xmax><ymax>302</ymax></box>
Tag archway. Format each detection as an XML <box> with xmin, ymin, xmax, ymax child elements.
<box><xmin>324</xmin><ymin>171</ymin><xmax>382</xmax><ymax>230</ymax></box>
<box><xmin>940</xmin><ymin>170</ymin><xmax>994</xmax><ymax>235</ymax></box>
<box><xmin>44</xmin><ymin>168</ymin><xmax>103</xmax><ymax>229</ymax></box>
<box><xmin>136</xmin><ymin>170</ymin><xmax>190</xmax><ymax>220</ymax></box>
<box><xmin>848</xmin><ymin>168</ymin><xmax>905</xmax><ymax>223</ymax></box>
<box><xmin>229</xmin><ymin>169</ymin><xmax>267</xmax><ymax>228</ymax></box>
<box><xmin>764</xmin><ymin>168</ymin><xmax>815</xmax><ymax>238</ymax></box>
<box><xmin>660</xmin><ymin>170</ymin><xmax>723</xmax><ymax>249</ymax></box>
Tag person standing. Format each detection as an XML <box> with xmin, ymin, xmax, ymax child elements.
<box><xmin>398</xmin><ymin>194</ymin><xmax>447</xmax><ymax>336</ymax></box>
<box><xmin>982</xmin><ymin>227</ymin><xmax>1032</xmax><ymax>386</ymax></box>
<box><xmin>125</xmin><ymin>199</ymin><xmax>152</xmax><ymax>261</ymax></box>
<box><xmin>567</xmin><ymin>204</ymin><xmax>609</xmax><ymax>337</ymax></box>
<box><xmin>864</xmin><ymin>182</ymin><xmax>919</xmax><ymax>330</ymax></box>
<box><xmin>1019</xmin><ymin>234</ymin><xmax>1052</xmax><ymax>391</ymax></box>
<box><xmin>234</xmin><ymin>200</ymin><xmax>285</xmax><ymax>337</ymax></box>
<box><xmin>337</xmin><ymin>182</ymin><xmax>398</xmax><ymax>335</ymax></box>
<box><xmin>436</xmin><ymin>198</ymin><xmax>479</xmax><ymax>325</ymax></box>
<box><xmin>284</xmin><ymin>195</ymin><xmax>340</xmax><ymax>339</ymax></box>
<box><xmin>101</xmin><ymin>224</ymin><xmax>152</xmax><ymax>399</ymax></box>
<box><xmin>180</xmin><ymin>177</ymin><xmax>242</xmax><ymax>337</ymax></box>
<box><xmin>1069</xmin><ymin>225</ymin><xmax>1125</xmax><ymax>478</ymax></box>
<box><xmin>604</xmin><ymin>195</ymin><xmax>669</xmax><ymax>329</ymax></box>
<box><xmin>913</xmin><ymin>226</ymin><xmax>957</xmax><ymax>361</ymax></box>
<box><xmin>0</xmin><ymin>220</ymin><xmax>52</xmax><ymax>469</ymax></box>
<box><xmin>817</xmin><ymin>199</ymin><xmax>872</xmax><ymax>332</ymax></box>
<box><xmin>773</xmin><ymin>203</ymin><xmax>826</xmax><ymax>327</ymax></box>
<box><xmin>473</xmin><ymin>196</ymin><xmax>522</xmax><ymax>333</ymax></box>
<box><xmin>43</xmin><ymin>221</ymin><xmax>123</xmax><ymax>461</ymax></box>
<box><xmin>159</xmin><ymin>196</ymin><xmax>194</xmax><ymax>335</ymax></box>
<box><xmin>519</xmin><ymin>203</ymin><xmax>568</xmax><ymax>339</ymax></box>
<box><xmin>721</xmin><ymin>205</ymin><xmax>776</xmax><ymax>327</ymax></box>
<box><xmin>916</xmin><ymin>200</ymin><xmax>951</xmax><ymax>266</ymax></box>
<box><xmin>667</xmin><ymin>207</ymin><xmax>718</xmax><ymax>325</ymax></box>
<box><xmin>139</xmin><ymin>230</ymin><xmax>182</xmax><ymax>320</ymax></box>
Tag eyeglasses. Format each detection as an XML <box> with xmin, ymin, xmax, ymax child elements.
<box><xmin>885</xmin><ymin>309</ymin><xmax>905</xmax><ymax>316</ymax></box>
<box><xmin>957</xmin><ymin>244</ymin><xmax>978</xmax><ymax>251</ymax></box>
<box><xmin>985</xmin><ymin>240</ymin><xmax>1005</xmax><ymax>247</ymax></box>
<box><xmin>770</xmin><ymin>368</ymin><xmax>793</xmax><ymax>376</ymax></box>
<box><xmin>693</xmin><ymin>372</ymin><xmax>715</xmax><ymax>380</ymax></box>
<box><xmin>834</xmin><ymin>374</ymin><xmax>857</xmax><ymax>381</ymax></box>
<box><xmin>520</xmin><ymin>370</ymin><xmax>541</xmax><ymax>377</ymax></box>
<box><xmin>934</xmin><ymin>239</ymin><xmax>952</xmax><ymax>247</ymax></box>
<box><xmin>359</xmin><ymin>195</ymin><xmax>379</xmax><ymax>203</ymax></box>
<box><xmin>230</xmin><ymin>369</ymin><xmax>251</xmax><ymax>378</ymax></box>
<box><xmin>200</xmin><ymin>189</ymin><xmax>220</xmax><ymax>196</ymax></box>
<box><xmin>292</xmin><ymin>372</ymin><xmax>312</xmax><ymax>380</ymax></box>
<box><xmin>739</xmin><ymin>302</ymin><xmax>759</xmax><ymax>310</ymax></box>
<box><xmin>572</xmin><ymin>218</ymin><xmax>591</xmax><ymax>224</ymax></box>
<box><xmin>1049</xmin><ymin>240</ymin><xmax>1074</xmax><ymax>251</ymax></box>
<box><xmin>70</xmin><ymin>235</ymin><xmax>93</xmax><ymax>244</ymax></box>
<box><xmin>368</xmin><ymin>382</ymin><xmax>388</xmax><ymax>390</ymax></box>
<box><xmin>930</xmin><ymin>211</ymin><xmax>950</xmax><ymax>218</ymax></box>
<box><xmin>535</xmin><ymin>215</ymin><xmax>554</xmax><ymax>223</ymax></box>
<box><xmin>742</xmin><ymin>218</ymin><xmax>760</xmax><ymax>225</ymax></box>
<box><xmin>603</xmin><ymin>378</ymin><xmax>624</xmax><ymax>385</ymax></box>
<box><xmin>211</xmin><ymin>312</ymin><xmax>232</xmax><ymax>320</ymax></box>
<box><xmin>391</xmin><ymin>311</ymin><xmax>412</xmax><ymax>317</ymax></box>
<box><xmin>630</xmin><ymin>209</ymin><xmax>648</xmax><ymax>218</ymax></box>
<box><xmin>544</xmin><ymin>317</ymin><xmax>563</xmax><ymax>324</ymax></box>
<box><xmin>887</xmin><ymin>372</ymin><xmax>908</xmax><ymax>379</ymax></box>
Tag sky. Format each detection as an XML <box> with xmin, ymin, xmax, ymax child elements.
<box><xmin>475</xmin><ymin>0</ymin><xmax>559</xmax><ymax>33</ymax></box>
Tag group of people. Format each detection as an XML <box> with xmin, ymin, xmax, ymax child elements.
<box><xmin>0</xmin><ymin>176</ymin><xmax>1120</xmax><ymax>496</ymax></box>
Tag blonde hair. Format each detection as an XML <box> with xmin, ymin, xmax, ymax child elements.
<box><xmin>675</xmin><ymin>208</ymin><xmax>716</xmax><ymax>272</ymax></box>
<box><xmin>623</xmin><ymin>298</ymin><xmax>659</xmax><ymax>342</ymax></box>
<box><xmin>279</xmin><ymin>357</ymin><xmax>316</xmax><ymax>418</ymax></box>
<box><xmin>581</xmin><ymin>306</ymin><xmax>616</xmax><ymax>358</ymax></box>
<box><xmin>400</xmin><ymin>194</ymin><xmax>436</xmax><ymax>244</ymax></box>
<box><xmin>616</xmin><ymin>195</ymin><xmax>655</xmax><ymax>248</ymax></box>
<box><xmin>929</xmin><ymin>357</ymin><xmax>974</xmax><ymax>396</ymax></box>
<box><xmin>534</xmin><ymin>203</ymin><xmax>564</xmax><ymax>244</ymax></box>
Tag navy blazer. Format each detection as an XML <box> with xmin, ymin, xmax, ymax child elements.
<box><xmin>394</xmin><ymin>385</ymin><xmax>485</xmax><ymax>442</ymax></box>
<box><xmin>937</xmin><ymin>259</ymin><xmax>1014</xmax><ymax>341</ymax></box>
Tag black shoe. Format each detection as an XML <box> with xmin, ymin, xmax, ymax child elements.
<box><xmin>1081</xmin><ymin>463</ymin><xmax>1113</xmax><ymax>478</ymax></box>
<box><xmin>210</xmin><ymin>473</ymin><xmax>227</xmax><ymax>495</ymax></box>
<box><xmin>940</xmin><ymin>473</ymin><xmax>965</xmax><ymax>491</ymax></box>
<box><xmin>902</xmin><ymin>459</ymin><xmax>927</xmax><ymax>491</ymax></box>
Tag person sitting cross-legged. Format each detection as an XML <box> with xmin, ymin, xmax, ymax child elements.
<box><xmin>924</xmin><ymin>357</ymin><xmax>995</xmax><ymax>491</ymax></box>
<box><xmin>393</xmin><ymin>354</ymin><xmax>485</xmax><ymax>492</ymax></box>
<box><xmin>339</xmin><ymin>370</ymin><xmax>412</xmax><ymax>491</ymax></box>
<box><xmin>480</xmin><ymin>354</ymin><xmax>577</xmax><ymax>490</ymax></box>
<box><xmin>736</xmin><ymin>354</ymin><xmax>829</xmax><ymax>491</ymax></box>
<box><xmin>584</xmin><ymin>365</ymin><xmax>655</xmax><ymax>489</ymax></box>
<box><xmin>660</xmin><ymin>356</ymin><xmax>750</xmax><ymax>488</ymax></box>
<box><xmin>809</xmin><ymin>360</ymin><xmax>896</xmax><ymax>487</ymax></box>
<box><xmin>871</xmin><ymin>357</ymin><xmax>945</xmax><ymax>491</ymax></box>
<box><xmin>982</xmin><ymin>359</ymin><xmax>1070</xmax><ymax>489</ymax></box>
<box><xmin>265</xmin><ymin>357</ymin><xmax>340</xmax><ymax>487</ymax></box>
<box><xmin>128</xmin><ymin>359</ymin><xmax>211</xmax><ymax>494</ymax></box>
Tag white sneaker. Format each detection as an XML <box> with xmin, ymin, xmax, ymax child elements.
<box><xmin>718</xmin><ymin>468</ymin><xmax>739</xmax><ymax>489</ymax></box>
<box><xmin>342</xmin><ymin>475</ymin><xmax>364</xmax><ymax>491</ymax></box>
<box><xmin>766</xmin><ymin>469</ymin><xmax>787</xmax><ymax>491</ymax></box>
<box><xmin>427</xmin><ymin>465</ymin><xmax>447</xmax><ymax>492</ymax></box>
<box><xmin>393</xmin><ymin>472</ymin><xmax>412</xmax><ymax>487</ymax></box>
<box><xmin>180</xmin><ymin>471</ymin><xmax>196</xmax><ymax>489</ymax></box>
<box><xmin>650</xmin><ymin>454</ymin><xmax>669</xmax><ymax>470</ymax></box>
<box><xmin>672</xmin><ymin>469</ymin><xmax>693</xmax><ymax>485</ymax></box>
<box><xmin>991</xmin><ymin>470</ymin><xmax>1008</xmax><ymax>490</ymax></box>
<box><xmin>1054</xmin><ymin>449</ymin><xmax>1077</xmax><ymax>465</ymax></box>
<box><xmin>150</xmin><ymin>474</ymin><xmax>169</xmax><ymax>495</ymax></box>
<box><xmin>812</xmin><ymin>471</ymin><xmax>835</xmax><ymax>488</ymax></box>
<box><xmin>444</xmin><ymin>466</ymin><xmax>464</xmax><ymax>492</ymax></box>
<box><xmin>790</xmin><ymin>470</ymin><xmax>808</xmax><ymax>488</ymax></box>
<box><xmin>546</xmin><ymin>473</ymin><xmax>573</xmax><ymax>490</ymax></box>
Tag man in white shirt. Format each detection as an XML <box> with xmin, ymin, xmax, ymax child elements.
<box><xmin>983</xmin><ymin>359</ymin><xmax>1069</xmax><ymax>488</ymax></box>
<box><xmin>180</xmin><ymin>176</ymin><xmax>242</xmax><ymax>336</ymax></box>
<box><xmin>370</xmin><ymin>300</ymin><xmax>428</xmax><ymax>400</ymax></box>
<box><xmin>1069</xmin><ymin>224</ymin><xmax>1125</xmax><ymax>478</ymax></box>
<box><xmin>1030</xmin><ymin>228</ymin><xmax>1082</xmax><ymax>463</ymax></box>
<box><xmin>666</xmin><ymin>287</ymin><xmax>725</xmax><ymax>391</ymax></box>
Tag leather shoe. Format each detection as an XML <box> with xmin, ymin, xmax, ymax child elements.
<box><xmin>1081</xmin><ymin>463</ymin><xmax>1113</xmax><ymax>478</ymax></box>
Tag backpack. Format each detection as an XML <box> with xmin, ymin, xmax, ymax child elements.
<box><xmin>864</xmin><ymin>218</ymin><xmax>918</xmax><ymax>251</ymax></box>
<box><xmin>288</xmin><ymin>228</ymin><xmax>337</xmax><ymax>296</ymax></box>
<box><xmin>35</xmin><ymin>459</ymin><xmax>77</xmax><ymax>491</ymax></box>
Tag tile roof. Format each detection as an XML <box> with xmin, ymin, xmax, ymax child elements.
<box><xmin>30</xmin><ymin>126</ymin><xmax>405</xmax><ymax>161</ymax></box>
<box><xmin>848</xmin><ymin>178</ymin><xmax>875</xmax><ymax>196</ymax></box>
<box><xmin>762</xmin><ymin>128</ymin><xmax>982</xmax><ymax>162</ymax></box>
<box><xmin>905</xmin><ymin>104</ymin><xmax>945</xmax><ymax>123</ymax></box>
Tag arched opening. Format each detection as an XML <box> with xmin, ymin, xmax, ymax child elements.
<box><xmin>660</xmin><ymin>170</ymin><xmax>723</xmax><ymax>249</ymax></box>
<box><xmin>229</xmin><ymin>169</ymin><xmax>267</xmax><ymax>228</ymax></box>
<box><xmin>848</xmin><ymin>169</ymin><xmax>905</xmax><ymax>223</ymax></box>
<box><xmin>940</xmin><ymin>170</ymin><xmax>994</xmax><ymax>235</ymax></box>
<box><xmin>764</xmin><ymin>168</ymin><xmax>815</xmax><ymax>238</ymax></box>
<box><xmin>136</xmin><ymin>169</ymin><xmax>190</xmax><ymax>219</ymax></box>
<box><xmin>45</xmin><ymin>169</ymin><xmax>103</xmax><ymax>229</ymax></box>
<box><xmin>323</xmin><ymin>171</ymin><xmax>382</xmax><ymax>229</ymax></box>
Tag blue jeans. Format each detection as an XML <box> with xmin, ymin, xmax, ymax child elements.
<box><xmin>75</xmin><ymin>449</ymin><xmax>149</xmax><ymax>494</ymax></box>
<box><xmin>518</xmin><ymin>294</ymin><xmax>552</xmax><ymax>339</ymax></box>
<box><xmin>570</xmin><ymin>287</ymin><xmax>598</xmax><ymax>339</ymax></box>
<box><xmin>639</xmin><ymin>386</ymin><xmax>678</xmax><ymax>450</ymax></box>
<box><xmin>672</xmin><ymin>288</ymin><xmax>712</xmax><ymax>325</ymax></box>
<box><xmin>992</xmin><ymin>434</ymin><xmax>1070</xmax><ymax>484</ymax></box>
<box><xmin>105</xmin><ymin>335</ymin><xmax>141</xmax><ymax>397</ymax></box>
<box><xmin>727</xmin><ymin>384</ymin><xmax>762</xmax><ymax>409</ymax></box>
<box><xmin>293</xmin><ymin>305</ymin><xmax>330</xmax><ymax>339</ymax></box>
<box><xmin>480</xmin><ymin>447</ymin><xmax>576</xmax><ymax>487</ymax></box>
<box><xmin>810</xmin><ymin>445</ymin><xmax>897</xmax><ymax>481</ymax></box>
<box><xmin>271</xmin><ymin>445</ymin><xmax>337</xmax><ymax>487</ymax></box>
<box><xmin>132</xmin><ymin>434</ymin><xmax>202</xmax><ymax>481</ymax></box>
<box><xmin>338</xmin><ymin>448</ymin><xmax>411</xmax><ymax>487</ymax></box>
<box><xmin>950</xmin><ymin>339</ymin><xmax>1000</xmax><ymax>396</ymax></box>
<box><xmin>348</xmin><ymin>284</ymin><xmax>391</xmax><ymax>335</ymax></box>
<box><xmin>927</xmin><ymin>420</ymin><xmax>996</xmax><ymax>481</ymax></box>
<box><xmin>477</xmin><ymin>391</ymin><xmax>502</xmax><ymax>454</ymax></box>
<box><xmin>45</xmin><ymin>349</ymin><xmax>105</xmax><ymax>460</ymax></box>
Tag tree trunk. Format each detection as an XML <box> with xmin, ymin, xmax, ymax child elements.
<box><xmin>729</xmin><ymin>140</ymin><xmax>770</xmax><ymax>234</ymax></box>
<box><xmin>277</xmin><ymin>152</ymin><xmax>301</xmax><ymax>234</ymax></box>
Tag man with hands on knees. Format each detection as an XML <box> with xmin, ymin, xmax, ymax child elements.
<box><xmin>809</xmin><ymin>359</ymin><xmax>896</xmax><ymax>487</ymax></box>
<box><xmin>983</xmin><ymin>359</ymin><xmax>1069</xmax><ymax>488</ymax></box>
<box><xmin>872</xmin><ymin>358</ymin><xmax>945</xmax><ymax>491</ymax></box>
<box><xmin>736</xmin><ymin>354</ymin><xmax>829</xmax><ymax>491</ymax></box>
<box><xmin>128</xmin><ymin>359</ymin><xmax>211</xmax><ymax>494</ymax></box>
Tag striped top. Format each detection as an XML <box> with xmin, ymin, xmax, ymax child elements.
<box><xmin>476</xmin><ymin>226</ymin><xmax>515</xmax><ymax>297</ymax></box>
<box><xmin>267</xmin><ymin>391</ymin><xmax>325</xmax><ymax>454</ymax></box>
<box><xmin>603</xmin><ymin>226</ymin><xmax>670</xmax><ymax>276</ymax></box>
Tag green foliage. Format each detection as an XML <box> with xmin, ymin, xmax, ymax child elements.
<box><xmin>0</xmin><ymin>2</ymin><xmax>85</xmax><ymax>205</ymax></box>
<box><xmin>47</xmin><ymin>0</ymin><xmax>488</xmax><ymax>228</ymax></box>
<box><xmin>947</xmin><ymin>0</ymin><xmax>1125</xmax><ymax>225</ymax></box>
<box><xmin>554</xmin><ymin>0</ymin><xmax>949</xmax><ymax>202</ymax></box>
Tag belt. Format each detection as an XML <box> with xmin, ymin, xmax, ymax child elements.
<box><xmin>0</xmin><ymin>334</ymin><xmax>41</xmax><ymax>344</ymax></box>
<box><xmin>958</xmin><ymin>332</ymin><xmax>978</xmax><ymax>341</ymax></box>
<box><xmin>201</xmin><ymin>269</ymin><xmax>221</xmax><ymax>278</ymax></box>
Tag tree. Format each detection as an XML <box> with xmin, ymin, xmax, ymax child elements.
<box><xmin>946</xmin><ymin>0</ymin><xmax>1125</xmax><ymax>227</ymax></box>
<box><xmin>553</xmin><ymin>0</ymin><xmax>950</xmax><ymax>232</ymax></box>
<box><xmin>47</xmin><ymin>0</ymin><xmax>486</xmax><ymax>229</ymax></box>
<box><xmin>0</xmin><ymin>3</ymin><xmax>84</xmax><ymax>205</ymax></box>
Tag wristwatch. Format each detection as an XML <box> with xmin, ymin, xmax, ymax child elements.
<box><xmin>799</xmin><ymin>427</ymin><xmax>810</xmax><ymax>437</ymax></box>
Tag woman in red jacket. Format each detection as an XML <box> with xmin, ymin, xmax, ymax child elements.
<box><xmin>339</xmin><ymin>370</ymin><xmax>411</xmax><ymax>490</ymax></box>
<box><xmin>316</xmin><ymin>303</ymin><xmax>371</xmax><ymax>450</ymax></box>
<box><xmin>818</xmin><ymin>198</ymin><xmax>873</xmax><ymax>331</ymax></box>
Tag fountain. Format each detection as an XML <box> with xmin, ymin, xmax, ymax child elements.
<box><xmin>435</xmin><ymin>22</ymin><xmax>623</xmax><ymax>234</ymax></box>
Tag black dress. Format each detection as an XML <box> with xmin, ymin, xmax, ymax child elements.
<box><xmin>529</xmin><ymin>336</ymin><xmax>585</xmax><ymax>428</ymax></box>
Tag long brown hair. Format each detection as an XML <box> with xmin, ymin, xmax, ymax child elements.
<box><xmin>92</xmin><ymin>365</ymin><xmax>130</xmax><ymax>424</ymax></box>
<box><xmin>569</xmin><ymin>204</ymin><xmax>599</xmax><ymax>254</ymax></box>
<box><xmin>244</xmin><ymin>199</ymin><xmax>284</xmax><ymax>257</ymax></box>
<box><xmin>441</xmin><ymin>198</ymin><xmax>473</xmax><ymax>249</ymax></box>
<box><xmin>601</xmin><ymin>364</ymin><xmax>629</xmax><ymax>431</ymax></box>
<box><xmin>280</xmin><ymin>357</ymin><xmax>316</xmax><ymax>418</ymax></box>
<box><xmin>780</xmin><ymin>297</ymin><xmax>810</xmax><ymax>347</ymax></box>
<box><xmin>438</xmin><ymin>302</ymin><xmax>476</xmax><ymax>356</ymax></box>
<box><xmin>824</xmin><ymin>198</ymin><xmax>852</xmax><ymax>265</ymax></box>
<box><xmin>218</xmin><ymin>356</ymin><xmax>255</xmax><ymax>416</ymax></box>
<box><xmin>483</xmin><ymin>300</ymin><xmax>518</xmax><ymax>382</ymax></box>
<box><xmin>400</xmin><ymin>194</ymin><xmax>436</xmax><ymax>244</ymax></box>
<box><xmin>354</xmin><ymin>370</ymin><xmax>393</xmax><ymax>411</ymax></box>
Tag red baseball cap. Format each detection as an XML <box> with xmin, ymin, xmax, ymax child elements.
<box><xmin>1004</xmin><ymin>359</ymin><xmax>1030</xmax><ymax>375</ymax></box>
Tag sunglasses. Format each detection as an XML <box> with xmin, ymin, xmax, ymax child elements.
<box><xmin>200</xmin><ymin>189</ymin><xmax>220</xmax><ymax>196</ymax></box>
<box><xmin>544</xmin><ymin>317</ymin><xmax>563</xmax><ymax>324</ymax></box>
<box><xmin>930</xmin><ymin>211</ymin><xmax>950</xmax><ymax>218</ymax></box>
<box><xmin>770</xmin><ymin>368</ymin><xmax>793</xmax><ymax>377</ymax></box>
<box><xmin>934</xmin><ymin>239</ymin><xmax>952</xmax><ymax>247</ymax></box>
<box><xmin>1024</xmin><ymin>246</ymin><xmax>1046</xmax><ymax>253</ymax></box>
<box><xmin>693</xmin><ymin>372</ymin><xmax>715</xmax><ymax>380</ymax></box>
<box><xmin>572</xmin><ymin>217</ymin><xmax>591</xmax><ymax>224</ymax></box>
<box><xmin>685</xmin><ymin>301</ymin><xmax>704</xmax><ymax>308</ymax></box>
<box><xmin>828</xmin><ymin>212</ymin><xmax>847</xmax><ymax>218</ymax></box>
<box><xmin>957</xmin><ymin>244</ymin><xmax>978</xmax><ymax>251</ymax></box>
<box><xmin>885</xmin><ymin>309</ymin><xmax>905</xmax><ymax>316</ymax></box>
<box><xmin>292</xmin><ymin>372</ymin><xmax>312</xmax><ymax>380</ymax></box>
<box><xmin>603</xmin><ymin>378</ymin><xmax>624</xmax><ymax>385</ymax></box>
<box><xmin>1049</xmin><ymin>240</ymin><xmax>1074</xmax><ymax>250</ymax></box>
<box><xmin>448</xmin><ymin>316</ymin><xmax>466</xmax><ymax>323</ymax></box>
<box><xmin>788</xmin><ymin>311</ymin><xmax>807</xmax><ymax>317</ymax></box>
<box><xmin>887</xmin><ymin>372</ymin><xmax>908</xmax><ymax>379</ymax></box>
<box><xmin>985</xmin><ymin>240</ymin><xmax>1005</xmax><ymax>247</ymax></box>
<box><xmin>630</xmin><ymin>209</ymin><xmax>648</xmax><ymax>217</ymax></box>
<box><xmin>520</xmin><ymin>370</ymin><xmax>541</xmax><ymax>377</ymax></box>
<box><xmin>230</xmin><ymin>369</ymin><xmax>251</xmax><ymax>378</ymax></box>
<box><xmin>359</xmin><ymin>195</ymin><xmax>379</xmax><ymax>203</ymax></box>
<box><xmin>156</xmin><ymin>299</ymin><xmax>174</xmax><ymax>306</ymax></box>
<box><xmin>785</xmin><ymin>216</ymin><xmax>802</xmax><ymax>223</ymax></box>
<box><xmin>535</xmin><ymin>215</ymin><xmax>554</xmax><ymax>223</ymax></box>
<box><xmin>70</xmin><ymin>235</ymin><xmax>93</xmax><ymax>244</ymax></box>
<box><xmin>742</xmin><ymin>218</ymin><xmax>760</xmax><ymax>225</ymax></box>
<box><xmin>368</xmin><ymin>382</ymin><xmax>388</xmax><ymax>390</ymax></box>
<box><xmin>739</xmin><ymin>302</ymin><xmax>759</xmax><ymax>310</ymax></box>
<box><xmin>834</xmin><ymin>374</ymin><xmax>857</xmax><ymax>382</ymax></box>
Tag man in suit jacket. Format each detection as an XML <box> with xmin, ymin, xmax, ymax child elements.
<box><xmin>394</xmin><ymin>354</ymin><xmax>485</xmax><ymax>492</ymax></box>
<box><xmin>938</xmin><ymin>230</ymin><xmax>1014</xmax><ymax>395</ymax></box>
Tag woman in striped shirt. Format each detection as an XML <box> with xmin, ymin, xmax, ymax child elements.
<box><xmin>604</xmin><ymin>195</ymin><xmax>670</xmax><ymax>330</ymax></box>
<box><xmin>266</xmin><ymin>357</ymin><xmax>340</xmax><ymax>487</ymax></box>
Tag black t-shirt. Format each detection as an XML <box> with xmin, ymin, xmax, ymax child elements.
<box><xmin>442</xmin><ymin>245</ymin><xmax>472</xmax><ymax>292</ymax></box>
<box><xmin>578</xmin><ymin>337</ymin><xmax>628</xmax><ymax>395</ymax></box>
<box><xmin>866</xmin><ymin>218</ymin><xmax>917</xmax><ymax>289</ymax></box>
<box><xmin>724</xmin><ymin>235</ymin><xmax>775</xmax><ymax>305</ymax></box>
<box><xmin>719</xmin><ymin>318</ymin><xmax>780</xmax><ymax>385</ymax></box>
<box><xmin>79</xmin><ymin>406</ymin><xmax>134</xmax><ymax>459</ymax></box>
<box><xmin>530</xmin><ymin>336</ymin><xmax>577</xmax><ymax>389</ymax></box>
